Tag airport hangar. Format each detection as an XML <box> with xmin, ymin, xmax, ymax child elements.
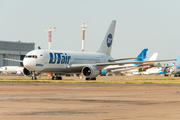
<box><xmin>0</xmin><ymin>40</ymin><xmax>35</xmax><ymax>67</ymax></box>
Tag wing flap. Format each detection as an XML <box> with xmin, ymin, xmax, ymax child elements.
<box><xmin>108</xmin><ymin>57</ymin><xmax>146</xmax><ymax>62</ymax></box>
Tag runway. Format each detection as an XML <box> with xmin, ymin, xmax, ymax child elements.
<box><xmin>0</xmin><ymin>82</ymin><xmax>180</xmax><ymax>120</ymax></box>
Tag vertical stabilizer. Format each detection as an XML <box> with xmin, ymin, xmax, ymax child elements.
<box><xmin>134</xmin><ymin>48</ymin><xmax>148</xmax><ymax>62</ymax></box>
<box><xmin>148</xmin><ymin>53</ymin><xmax>158</xmax><ymax>61</ymax></box>
<box><xmin>170</xmin><ymin>56</ymin><xmax>179</xmax><ymax>66</ymax></box>
<box><xmin>134</xmin><ymin>48</ymin><xmax>148</xmax><ymax>65</ymax></box>
<box><xmin>97</xmin><ymin>20</ymin><xmax>116</xmax><ymax>56</ymax></box>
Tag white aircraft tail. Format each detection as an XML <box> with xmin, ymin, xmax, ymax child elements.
<box><xmin>148</xmin><ymin>53</ymin><xmax>158</xmax><ymax>61</ymax></box>
<box><xmin>97</xmin><ymin>20</ymin><xmax>116</xmax><ymax>56</ymax></box>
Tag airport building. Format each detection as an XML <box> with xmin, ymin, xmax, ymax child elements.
<box><xmin>0</xmin><ymin>40</ymin><xmax>35</xmax><ymax>67</ymax></box>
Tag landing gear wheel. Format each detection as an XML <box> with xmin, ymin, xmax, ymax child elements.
<box><xmin>51</xmin><ymin>76</ymin><xmax>55</xmax><ymax>80</ymax></box>
<box><xmin>32</xmin><ymin>76</ymin><xmax>37</xmax><ymax>80</ymax></box>
<box><xmin>85</xmin><ymin>78</ymin><xmax>96</xmax><ymax>80</ymax></box>
<box><xmin>86</xmin><ymin>78</ymin><xmax>90</xmax><ymax>80</ymax></box>
<box><xmin>56</xmin><ymin>76</ymin><xmax>62</xmax><ymax>80</ymax></box>
<box><xmin>92</xmin><ymin>78</ymin><xmax>96</xmax><ymax>80</ymax></box>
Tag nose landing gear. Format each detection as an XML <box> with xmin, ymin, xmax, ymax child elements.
<box><xmin>32</xmin><ymin>76</ymin><xmax>37</xmax><ymax>80</ymax></box>
<box><xmin>31</xmin><ymin>71</ymin><xmax>37</xmax><ymax>80</ymax></box>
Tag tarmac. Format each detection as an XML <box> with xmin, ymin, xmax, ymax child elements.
<box><xmin>0</xmin><ymin>77</ymin><xmax>180</xmax><ymax>120</ymax></box>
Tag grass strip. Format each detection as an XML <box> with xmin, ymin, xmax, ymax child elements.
<box><xmin>0</xmin><ymin>77</ymin><xmax>180</xmax><ymax>84</ymax></box>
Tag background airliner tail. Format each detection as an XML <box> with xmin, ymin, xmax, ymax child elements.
<box><xmin>170</xmin><ymin>56</ymin><xmax>179</xmax><ymax>66</ymax></box>
<box><xmin>134</xmin><ymin>49</ymin><xmax>148</xmax><ymax>62</ymax></box>
<box><xmin>148</xmin><ymin>53</ymin><xmax>158</xmax><ymax>61</ymax></box>
<box><xmin>133</xmin><ymin>48</ymin><xmax>148</xmax><ymax>65</ymax></box>
<box><xmin>97</xmin><ymin>20</ymin><xmax>116</xmax><ymax>56</ymax></box>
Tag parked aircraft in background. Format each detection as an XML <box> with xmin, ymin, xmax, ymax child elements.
<box><xmin>160</xmin><ymin>56</ymin><xmax>180</xmax><ymax>76</ymax></box>
<box><xmin>101</xmin><ymin>48</ymin><xmax>148</xmax><ymax>75</ymax></box>
<box><xmin>141</xmin><ymin>53</ymin><xmax>158</xmax><ymax>70</ymax></box>
<box><xmin>0</xmin><ymin>66</ymin><xmax>23</xmax><ymax>75</ymax></box>
<box><xmin>108</xmin><ymin>52</ymin><xmax>159</xmax><ymax>75</ymax></box>
<box><xmin>144</xmin><ymin>57</ymin><xmax>179</xmax><ymax>75</ymax></box>
<box><xmin>4</xmin><ymin>20</ymin><xmax>175</xmax><ymax>80</ymax></box>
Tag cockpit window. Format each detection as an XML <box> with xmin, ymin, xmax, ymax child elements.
<box><xmin>25</xmin><ymin>55</ymin><xmax>38</xmax><ymax>58</ymax></box>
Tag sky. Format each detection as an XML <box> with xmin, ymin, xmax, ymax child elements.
<box><xmin>0</xmin><ymin>0</ymin><xmax>180</xmax><ymax>65</ymax></box>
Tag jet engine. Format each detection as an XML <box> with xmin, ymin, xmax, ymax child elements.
<box><xmin>165</xmin><ymin>67</ymin><xmax>171</xmax><ymax>72</ymax></box>
<box><xmin>160</xmin><ymin>67</ymin><xmax>171</xmax><ymax>73</ymax></box>
<box><xmin>23</xmin><ymin>68</ymin><xmax>32</xmax><ymax>77</ymax></box>
<box><xmin>23</xmin><ymin>68</ymin><xmax>40</xmax><ymax>77</ymax></box>
<box><xmin>170</xmin><ymin>66</ymin><xmax>177</xmax><ymax>73</ymax></box>
<box><xmin>82</xmin><ymin>65</ymin><xmax>100</xmax><ymax>79</ymax></box>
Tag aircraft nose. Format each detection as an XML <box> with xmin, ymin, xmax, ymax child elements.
<box><xmin>23</xmin><ymin>58</ymin><xmax>36</xmax><ymax>71</ymax></box>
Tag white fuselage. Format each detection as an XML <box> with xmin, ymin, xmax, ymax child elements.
<box><xmin>23</xmin><ymin>50</ymin><xmax>112</xmax><ymax>73</ymax></box>
<box><xmin>0</xmin><ymin>66</ymin><xmax>23</xmax><ymax>74</ymax></box>
<box><xmin>146</xmin><ymin>67</ymin><xmax>162</xmax><ymax>74</ymax></box>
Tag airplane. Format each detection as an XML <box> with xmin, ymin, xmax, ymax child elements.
<box><xmin>123</xmin><ymin>53</ymin><xmax>159</xmax><ymax>74</ymax></box>
<box><xmin>102</xmin><ymin>52</ymin><xmax>159</xmax><ymax>75</ymax></box>
<box><xmin>159</xmin><ymin>56</ymin><xmax>180</xmax><ymax>76</ymax></box>
<box><xmin>145</xmin><ymin>57</ymin><xmax>179</xmax><ymax>75</ymax></box>
<box><xmin>0</xmin><ymin>66</ymin><xmax>23</xmax><ymax>75</ymax></box>
<box><xmin>141</xmin><ymin>53</ymin><xmax>158</xmax><ymax>70</ymax></box>
<box><xmin>101</xmin><ymin>48</ymin><xmax>148</xmax><ymax>75</ymax></box>
<box><xmin>4</xmin><ymin>20</ymin><xmax>176</xmax><ymax>80</ymax></box>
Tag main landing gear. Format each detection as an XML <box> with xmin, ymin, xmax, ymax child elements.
<box><xmin>51</xmin><ymin>73</ymin><xmax>62</xmax><ymax>80</ymax></box>
<box><xmin>86</xmin><ymin>78</ymin><xmax>96</xmax><ymax>80</ymax></box>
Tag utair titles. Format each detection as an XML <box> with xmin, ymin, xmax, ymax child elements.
<box><xmin>49</xmin><ymin>52</ymin><xmax>71</xmax><ymax>64</ymax></box>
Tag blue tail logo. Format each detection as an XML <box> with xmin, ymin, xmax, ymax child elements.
<box><xmin>134</xmin><ymin>48</ymin><xmax>148</xmax><ymax>65</ymax></box>
<box><xmin>170</xmin><ymin>56</ymin><xmax>179</xmax><ymax>66</ymax></box>
<box><xmin>107</xmin><ymin>34</ymin><xmax>113</xmax><ymax>47</ymax></box>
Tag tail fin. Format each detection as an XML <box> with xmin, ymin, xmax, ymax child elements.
<box><xmin>170</xmin><ymin>56</ymin><xmax>179</xmax><ymax>66</ymax></box>
<box><xmin>148</xmin><ymin>53</ymin><xmax>158</xmax><ymax>61</ymax></box>
<box><xmin>134</xmin><ymin>48</ymin><xmax>148</xmax><ymax>62</ymax></box>
<box><xmin>97</xmin><ymin>20</ymin><xmax>116</xmax><ymax>56</ymax></box>
<box><xmin>134</xmin><ymin>48</ymin><xmax>148</xmax><ymax>65</ymax></box>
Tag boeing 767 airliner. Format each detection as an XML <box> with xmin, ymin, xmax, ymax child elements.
<box><xmin>4</xmin><ymin>20</ymin><xmax>176</xmax><ymax>80</ymax></box>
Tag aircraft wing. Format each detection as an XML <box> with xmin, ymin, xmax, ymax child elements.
<box><xmin>111</xmin><ymin>66</ymin><xmax>138</xmax><ymax>72</ymax></box>
<box><xmin>69</xmin><ymin>59</ymin><xmax>175</xmax><ymax>71</ymax></box>
<box><xmin>3</xmin><ymin>58</ymin><xmax>23</xmax><ymax>63</ymax></box>
<box><xmin>104</xmin><ymin>65</ymin><xmax>137</xmax><ymax>71</ymax></box>
<box><xmin>108</xmin><ymin>57</ymin><xmax>145</xmax><ymax>62</ymax></box>
<box><xmin>95</xmin><ymin>59</ymin><xmax>176</xmax><ymax>70</ymax></box>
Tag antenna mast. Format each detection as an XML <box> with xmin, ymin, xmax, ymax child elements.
<box><xmin>80</xmin><ymin>23</ymin><xmax>88</xmax><ymax>52</ymax></box>
<box><xmin>44</xmin><ymin>27</ymin><xmax>56</xmax><ymax>50</ymax></box>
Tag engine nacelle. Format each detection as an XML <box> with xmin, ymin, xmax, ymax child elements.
<box><xmin>23</xmin><ymin>68</ymin><xmax>32</xmax><ymax>77</ymax></box>
<box><xmin>160</xmin><ymin>67</ymin><xmax>171</xmax><ymax>73</ymax></box>
<box><xmin>82</xmin><ymin>65</ymin><xmax>100</xmax><ymax>78</ymax></box>
<box><xmin>23</xmin><ymin>68</ymin><xmax>40</xmax><ymax>77</ymax></box>
<box><xmin>171</xmin><ymin>66</ymin><xmax>177</xmax><ymax>73</ymax></box>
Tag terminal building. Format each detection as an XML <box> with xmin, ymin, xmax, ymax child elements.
<box><xmin>0</xmin><ymin>40</ymin><xmax>35</xmax><ymax>67</ymax></box>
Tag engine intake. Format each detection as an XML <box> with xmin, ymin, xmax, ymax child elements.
<box><xmin>23</xmin><ymin>68</ymin><xmax>40</xmax><ymax>77</ymax></box>
<box><xmin>82</xmin><ymin>65</ymin><xmax>100</xmax><ymax>78</ymax></box>
<box><xmin>23</xmin><ymin>68</ymin><xmax>32</xmax><ymax>77</ymax></box>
